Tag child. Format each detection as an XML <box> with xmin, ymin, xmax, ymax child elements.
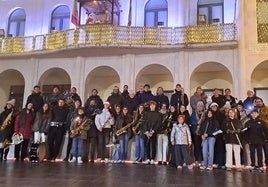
<box><xmin>245</xmin><ymin>109</ymin><xmax>268</xmax><ymax>172</ymax></box>
<box><xmin>171</xmin><ymin>115</ymin><xmax>193</xmax><ymax>169</ymax></box>
<box><xmin>70</xmin><ymin>107</ymin><xmax>91</xmax><ymax>163</ymax></box>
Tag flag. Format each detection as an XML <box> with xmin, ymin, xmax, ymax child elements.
<box><xmin>71</xmin><ymin>0</ymin><xmax>79</xmax><ymax>26</ymax></box>
<box><xmin>128</xmin><ymin>0</ymin><xmax>132</xmax><ymax>26</ymax></box>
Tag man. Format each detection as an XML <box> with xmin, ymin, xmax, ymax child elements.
<box><xmin>47</xmin><ymin>98</ymin><xmax>69</xmax><ymax>161</ymax></box>
<box><xmin>190</xmin><ymin>86</ymin><xmax>207</xmax><ymax>111</ymax></box>
<box><xmin>212</xmin><ymin>88</ymin><xmax>225</xmax><ymax>109</ymax></box>
<box><xmin>154</xmin><ymin>87</ymin><xmax>169</xmax><ymax>110</ymax></box>
<box><xmin>47</xmin><ymin>86</ymin><xmax>63</xmax><ymax>108</ymax></box>
<box><xmin>243</xmin><ymin>90</ymin><xmax>257</xmax><ymax>114</ymax></box>
<box><xmin>140</xmin><ymin>100</ymin><xmax>161</xmax><ymax>164</ymax></box>
<box><xmin>170</xmin><ymin>84</ymin><xmax>189</xmax><ymax>110</ymax></box>
<box><xmin>139</xmin><ymin>84</ymin><xmax>154</xmax><ymax>105</ymax></box>
<box><xmin>107</xmin><ymin>86</ymin><xmax>124</xmax><ymax>114</ymax></box>
<box><xmin>122</xmin><ymin>85</ymin><xmax>129</xmax><ymax>99</ymax></box>
<box><xmin>85</xmin><ymin>89</ymin><xmax>103</xmax><ymax>110</ymax></box>
<box><xmin>223</xmin><ymin>88</ymin><xmax>236</xmax><ymax>107</ymax></box>
<box><xmin>26</xmin><ymin>85</ymin><xmax>44</xmax><ymax>112</ymax></box>
<box><xmin>123</xmin><ymin>89</ymin><xmax>139</xmax><ymax>115</ymax></box>
<box><xmin>254</xmin><ymin>97</ymin><xmax>268</xmax><ymax>170</ymax></box>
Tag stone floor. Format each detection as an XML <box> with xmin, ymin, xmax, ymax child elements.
<box><xmin>0</xmin><ymin>160</ymin><xmax>267</xmax><ymax>187</ymax></box>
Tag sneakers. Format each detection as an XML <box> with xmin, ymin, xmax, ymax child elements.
<box><xmin>206</xmin><ymin>167</ymin><xmax>213</xmax><ymax>171</ymax></box>
<box><xmin>226</xmin><ymin>167</ymin><xmax>232</xmax><ymax>171</ymax></box>
<box><xmin>177</xmin><ymin>165</ymin><xmax>183</xmax><ymax>169</ymax></box>
<box><xmin>188</xmin><ymin>165</ymin><xmax>194</xmax><ymax>170</ymax></box>
<box><xmin>237</xmin><ymin>167</ymin><xmax>243</xmax><ymax>172</ymax></box>
<box><xmin>150</xmin><ymin>159</ymin><xmax>155</xmax><ymax>165</ymax></box>
<box><xmin>69</xmin><ymin>157</ymin><xmax>76</xmax><ymax>163</ymax></box>
<box><xmin>144</xmin><ymin>159</ymin><xmax>150</xmax><ymax>164</ymax></box>
<box><xmin>77</xmin><ymin>157</ymin><xmax>83</xmax><ymax>164</ymax></box>
<box><xmin>199</xmin><ymin>166</ymin><xmax>206</xmax><ymax>170</ymax></box>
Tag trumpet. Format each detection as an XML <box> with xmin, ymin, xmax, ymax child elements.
<box><xmin>70</xmin><ymin>118</ymin><xmax>91</xmax><ymax>138</ymax></box>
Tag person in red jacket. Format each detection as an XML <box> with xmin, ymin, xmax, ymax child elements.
<box><xmin>14</xmin><ymin>102</ymin><xmax>34</xmax><ymax>161</ymax></box>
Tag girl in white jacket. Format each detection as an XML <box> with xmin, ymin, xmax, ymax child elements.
<box><xmin>171</xmin><ymin>115</ymin><xmax>193</xmax><ymax>169</ymax></box>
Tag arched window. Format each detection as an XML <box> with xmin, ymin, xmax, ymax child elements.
<box><xmin>8</xmin><ymin>8</ymin><xmax>26</xmax><ymax>37</ymax></box>
<box><xmin>145</xmin><ymin>0</ymin><xmax>168</xmax><ymax>27</ymax></box>
<box><xmin>197</xmin><ymin>0</ymin><xmax>223</xmax><ymax>25</ymax></box>
<box><xmin>51</xmin><ymin>5</ymin><xmax>70</xmax><ymax>32</ymax></box>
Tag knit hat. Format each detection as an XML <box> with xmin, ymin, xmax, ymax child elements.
<box><xmin>196</xmin><ymin>101</ymin><xmax>204</xmax><ymax>107</ymax></box>
<box><xmin>224</xmin><ymin>101</ymin><xmax>231</xmax><ymax>109</ymax></box>
<box><xmin>206</xmin><ymin>96</ymin><xmax>212</xmax><ymax>103</ymax></box>
<box><xmin>103</xmin><ymin>101</ymin><xmax>110</xmax><ymax>106</ymax></box>
<box><xmin>6</xmin><ymin>99</ymin><xmax>16</xmax><ymax>106</ymax></box>
<box><xmin>210</xmin><ymin>102</ymin><xmax>219</xmax><ymax>108</ymax></box>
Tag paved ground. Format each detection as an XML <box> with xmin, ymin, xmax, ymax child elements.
<box><xmin>0</xmin><ymin>160</ymin><xmax>267</xmax><ymax>187</ymax></box>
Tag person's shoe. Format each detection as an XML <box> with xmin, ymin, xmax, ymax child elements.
<box><xmin>90</xmin><ymin>160</ymin><xmax>94</xmax><ymax>163</ymax></box>
<box><xmin>177</xmin><ymin>165</ymin><xmax>183</xmax><ymax>169</ymax></box>
<box><xmin>237</xmin><ymin>167</ymin><xmax>243</xmax><ymax>172</ymax></box>
<box><xmin>206</xmin><ymin>166</ymin><xmax>213</xmax><ymax>171</ymax></box>
<box><xmin>69</xmin><ymin>157</ymin><xmax>76</xmax><ymax>163</ymax></box>
<box><xmin>199</xmin><ymin>166</ymin><xmax>206</xmax><ymax>170</ymax></box>
<box><xmin>188</xmin><ymin>165</ymin><xmax>194</xmax><ymax>170</ymax></box>
<box><xmin>162</xmin><ymin>162</ymin><xmax>167</xmax><ymax>165</ymax></box>
<box><xmin>226</xmin><ymin>167</ymin><xmax>232</xmax><ymax>171</ymax></box>
<box><xmin>150</xmin><ymin>159</ymin><xmax>155</xmax><ymax>165</ymax></box>
<box><xmin>158</xmin><ymin>161</ymin><xmax>162</xmax><ymax>165</ymax></box>
<box><xmin>144</xmin><ymin>159</ymin><xmax>150</xmax><ymax>164</ymax></box>
<box><xmin>77</xmin><ymin>157</ymin><xmax>83</xmax><ymax>164</ymax></box>
<box><xmin>104</xmin><ymin>158</ymin><xmax>109</xmax><ymax>163</ymax></box>
<box><xmin>63</xmin><ymin>158</ymin><xmax>68</xmax><ymax>162</ymax></box>
<box><xmin>257</xmin><ymin>167</ymin><xmax>264</xmax><ymax>173</ymax></box>
<box><xmin>96</xmin><ymin>158</ymin><xmax>101</xmax><ymax>162</ymax></box>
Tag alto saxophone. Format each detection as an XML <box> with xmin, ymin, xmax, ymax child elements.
<box><xmin>70</xmin><ymin>118</ymin><xmax>91</xmax><ymax>138</ymax></box>
<box><xmin>132</xmin><ymin>114</ymin><xmax>144</xmax><ymax>135</ymax></box>
<box><xmin>116</xmin><ymin>121</ymin><xmax>134</xmax><ymax>137</ymax></box>
<box><xmin>0</xmin><ymin>110</ymin><xmax>13</xmax><ymax>131</ymax></box>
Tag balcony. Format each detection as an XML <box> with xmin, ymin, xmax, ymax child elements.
<box><xmin>0</xmin><ymin>23</ymin><xmax>237</xmax><ymax>56</ymax></box>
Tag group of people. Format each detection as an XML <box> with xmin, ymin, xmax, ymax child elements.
<box><xmin>0</xmin><ymin>83</ymin><xmax>267</xmax><ymax>173</ymax></box>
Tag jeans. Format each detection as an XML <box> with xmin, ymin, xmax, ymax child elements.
<box><xmin>202</xmin><ymin>137</ymin><xmax>216</xmax><ymax>168</ymax></box>
<box><xmin>135</xmin><ymin>135</ymin><xmax>144</xmax><ymax>160</ymax></box>
<box><xmin>119</xmin><ymin>133</ymin><xmax>129</xmax><ymax>161</ymax></box>
<box><xmin>71</xmin><ymin>136</ymin><xmax>83</xmax><ymax>157</ymax></box>
<box><xmin>249</xmin><ymin>144</ymin><xmax>263</xmax><ymax>167</ymax></box>
<box><xmin>157</xmin><ymin>134</ymin><xmax>168</xmax><ymax>162</ymax></box>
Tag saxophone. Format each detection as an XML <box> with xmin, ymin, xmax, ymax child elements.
<box><xmin>0</xmin><ymin>110</ymin><xmax>13</xmax><ymax>131</ymax></box>
<box><xmin>70</xmin><ymin>118</ymin><xmax>91</xmax><ymax>138</ymax></box>
<box><xmin>132</xmin><ymin>114</ymin><xmax>144</xmax><ymax>135</ymax></box>
<box><xmin>116</xmin><ymin>121</ymin><xmax>134</xmax><ymax>136</ymax></box>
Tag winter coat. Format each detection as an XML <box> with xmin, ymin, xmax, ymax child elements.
<box><xmin>222</xmin><ymin>118</ymin><xmax>243</xmax><ymax>144</ymax></box>
<box><xmin>154</xmin><ymin>93</ymin><xmax>170</xmax><ymax>109</ymax></box>
<box><xmin>171</xmin><ymin>123</ymin><xmax>192</xmax><ymax>145</ymax></box>
<box><xmin>95</xmin><ymin>109</ymin><xmax>114</xmax><ymax>130</ymax></box>
<box><xmin>0</xmin><ymin>108</ymin><xmax>15</xmax><ymax>142</ymax></box>
<box><xmin>170</xmin><ymin>90</ymin><xmax>189</xmax><ymax>108</ymax></box>
<box><xmin>199</xmin><ymin>118</ymin><xmax>219</xmax><ymax>138</ymax></box>
<box><xmin>189</xmin><ymin>110</ymin><xmax>203</xmax><ymax>134</ymax></box>
<box><xmin>15</xmin><ymin>109</ymin><xmax>34</xmax><ymax>139</ymax></box>
<box><xmin>212</xmin><ymin>94</ymin><xmax>225</xmax><ymax>108</ymax></box>
<box><xmin>51</xmin><ymin>106</ymin><xmax>69</xmax><ymax>130</ymax></box>
<box><xmin>140</xmin><ymin>110</ymin><xmax>161</xmax><ymax>136</ymax></box>
<box><xmin>85</xmin><ymin>95</ymin><xmax>104</xmax><ymax>110</ymax></box>
<box><xmin>123</xmin><ymin>96</ymin><xmax>139</xmax><ymax>115</ymax></box>
<box><xmin>190</xmin><ymin>92</ymin><xmax>207</xmax><ymax>111</ymax></box>
<box><xmin>139</xmin><ymin>90</ymin><xmax>154</xmax><ymax>105</ymax></box>
<box><xmin>26</xmin><ymin>92</ymin><xmax>44</xmax><ymax>112</ymax></box>
<box><xmin>32</xmin><ymin>109</ymin><xmax>52</xmax><ymax>133</ymax></box>
<box><xmin>245</xmin><ymin>118</ymin><xmax>268</xmax><ymax>145</ymax></box>
<box><xmin>70</xmin><ymin>116</ymin><xmax>91</xmax><ymax>140</ymax></box>
<box><xmin>115</xmin><ymin>113</ymin><xmax>133</xmax><ymax>139</ymax></box>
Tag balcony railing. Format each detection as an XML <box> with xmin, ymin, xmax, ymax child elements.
<box><xmin>0</xmin><ymin>23</ymin><xmax>237</xmax><ymax>55</ymax></box>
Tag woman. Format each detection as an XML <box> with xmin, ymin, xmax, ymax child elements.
<box><xmin>0</xmin><ymin>99</ymin><xmax>16</xmax><ymax>160</ymax></box>
<box><xmin>115</xmin><ymin>106</ymin><xmax>133</xmax><ymax>162</ymax></box>
<box><xmin>222</xmin><ymin>108</ymin><xmax>243</xmax><ymax>171</ymax></box>
<box><xmin>199</xmin><ymin>109</ymin><xmax>219</xmax><ymax>170</ymax></box>
<box><xmin>14</xmin><ymin>102</ymin><xmax>35</xmax><ymax>161</ymax></box>
<box><xmin>132</xmin><ymin>104</ymin><xmax>145</xmax><ymax>163</ymax></box>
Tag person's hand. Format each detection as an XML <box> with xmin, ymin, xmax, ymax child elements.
<box><xmin>171</xmin><ymin>141</ymin><xmax>175</xmax><ymax>146</ymax></box>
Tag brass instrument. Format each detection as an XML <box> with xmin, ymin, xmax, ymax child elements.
<box><xmin>65</xmin><ymin>97</ymin><xmax>75</xmax><ymax>108</ymax></box>
<box><xmin>70</xmin><ymin>118</ymin><xmax>91</xmax><ymax>138</ymax></box>
<box><xmin>116</xmin><ymin>122</ymin><xmax>133</xmax><ymax>137</ymax></box>
<box><xmin>0</xmin><ymin>110</ymin><xmax>13</xmax><ymax>131</ymax></box>
<box><xmin>3</xmin><ymin>139</ymin><xmax>12</xmax><ymax>149</ymax></box>
<box><xmin>195</xmin><ymin>110</ymin><xmax>205</xmax><ymax>135</ymax></box>
<box><xmin>132</xmin><ymin>115</ymin><xmax>144</xmax><ymax>135</ymax></box>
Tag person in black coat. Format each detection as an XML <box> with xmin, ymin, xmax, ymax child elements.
<box><xmin>170</xmin><ymin>84</ymin><xmax>189</xmax><ymax>110</ymax></box>
<box><xmin>107</xmin><ymin>86</ymin><xmax>124</xmax><ymax>114</ymax></box>
<box><xmin>140</xmin><ymin>100</ymin><xmax>162</xmax><ymax>164</ymax></box>
<box><xmin>26</xmin><ymin>85</ymin><xmax>44</xmax><ymax>112</ymax></box>
<box><xmin>85</xmin><ymin>89</ymin><xmax>103</xmax><ymax>111</ymax></box>
<box><xmin>245</xmin><ymin>109</ymin><xmax>268</xmax><ymax>171</ymax></box>
<box><xmin>123</xmin><ymin>90</ymin><xmax>139</xmax><ymax>115</ymax></box>
<box><xmin>154</xmin><ymin>86</ymin><xmax>169</xmax><ymax>110</ymax></box>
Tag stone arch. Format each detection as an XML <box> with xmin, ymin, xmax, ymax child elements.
<box><xmin>0</xmin><ymin>69</ymin><xmax>25</xmax><ymax>110</ymax></box>
<box><xmin>251</xmin><ymin>60</ymin><xmax>268</xmax><ymax>104</ymax></box>
<box><xmin>38</xmin><ymin>67</ymin><xmax>71</xmax><ymax>100</ymax></box>
<box><xmin>135</xmin><ymin>64</ymin><xmax>174</xmax><ymax>95</ymax></box>
<box><xmin>84</xmin><ymin>66</ymin><xmax>120</xmax><ymax>101</ymax></box>
<box><xmin>190</xmin><ymin>61</ymin><xmax>233</xmax><ymax>97</ymax></box>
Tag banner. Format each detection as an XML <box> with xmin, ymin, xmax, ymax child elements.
<box><xmin>128</xmin><ymin>0</ymin><xmax>132</xmax><ymax>26</ymax></box>
<box><xmin>71</xmin><ymin>0</ymin><xmax>79</xmax><ymax>26</ymax></box>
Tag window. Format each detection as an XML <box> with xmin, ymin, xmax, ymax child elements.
<box><xmin>8</xmin><ymin>8</ymin><xmax>26</xmax><ymax>37</ymax></box>
<box><xmin>197</xmin><ymin>0</ymin><xmax>223</xmax><ymax>24</ymax></box>
<box><xmin>51</xmin><ymin>5</ymin><xmax>70</xmax><ymax>32</ymax></box>
<box><xmin>145</xmin><ymin>0</ymin><xmax>168</xmax><ymax>27</ymax></box>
